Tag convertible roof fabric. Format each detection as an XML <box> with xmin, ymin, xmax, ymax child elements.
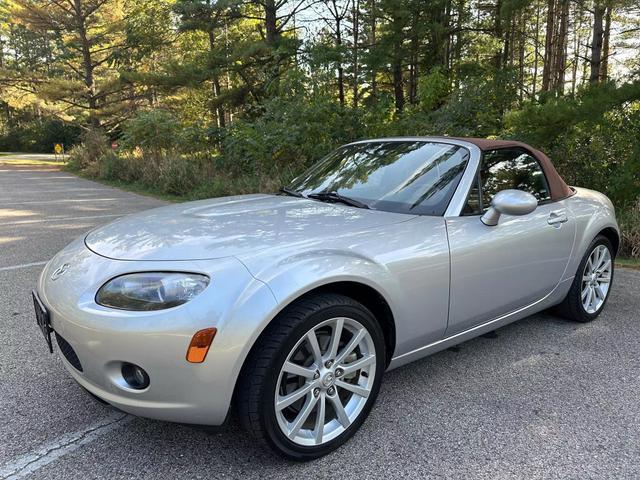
<box><xmin>453</xmin><ymin>137</ymin><xmax>573</xmax><ymax>201</ymax></box>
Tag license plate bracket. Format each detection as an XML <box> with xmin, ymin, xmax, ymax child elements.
<box><xmin>32</xmin><ymin>291</ymin><xmax>53</xmax><ymax>353</ymax></box>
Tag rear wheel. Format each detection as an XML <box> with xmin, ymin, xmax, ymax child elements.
<box><xmin>556</xmin><ymin>235</ymin><xmax>614</xmax><ymax>322</ymax></box>
<box><xmin>236</xmin><ymin>293</ymin><xmax>385</xmax><ymax>460</ymax></box>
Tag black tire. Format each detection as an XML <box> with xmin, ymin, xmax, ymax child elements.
<box><xmin>236</xmin><ymin>293</ymin><xmax>386</xmax><ymax>461</ymax></box>
<box><xmin>555</xmin><ymin>235</ymin><xmax>615</xmax><ymax>322</ymax></box>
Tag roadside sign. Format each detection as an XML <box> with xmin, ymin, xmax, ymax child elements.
<box><xmin>54</xmin><ymin>143</ymin><xmax>65</xmax><ymax>161</ymax></box>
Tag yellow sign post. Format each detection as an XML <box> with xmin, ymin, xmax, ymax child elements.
<box><xmin>54</xmin><ymin>143</ymin><xmax>64</xmax><ymax>161</ymax></box>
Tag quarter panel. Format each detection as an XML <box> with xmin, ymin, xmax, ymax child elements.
<box><xmin>563</xmin><ymin>187</ymin><xmax>620</xmax><ymax>280</ymax></box>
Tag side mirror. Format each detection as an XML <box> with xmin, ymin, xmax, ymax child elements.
<box><xmin>481</xmin><ymin>189</ymin><xmax>537</xmax><ymax>226</ymax></box>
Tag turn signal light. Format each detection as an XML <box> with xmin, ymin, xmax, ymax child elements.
<box><xmin>186</xmin><ymin>328</ymin><xmax>217</xmax><ymax>363</ymax></box>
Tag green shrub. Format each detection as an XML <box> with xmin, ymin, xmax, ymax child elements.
<box><xmin>0</xmin><ymin>118</ymin><xmax>81</xmax><ymax>153</ymax></box>
<box><xmin>66</xmin><ymin>129</ymin><xmax>110</xmax><ymax>172</ymax></box>
<box><xmin>121</xmin><ymin>110</ymin><xmax>182</xmax><ymax>153</ymax></box>
<box><xmin>222</xmin><ymin>92</ymin><xmax>367</xmax><ymax>178</ymax></box>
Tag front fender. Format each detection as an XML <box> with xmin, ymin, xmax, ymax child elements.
<box><xmin>233</xmin><ymin>249</ymin><xmax>401</xmax><ymax>360</ymax></box>
<box><xmin>221</xmin><ymin>250</ymin><xmax>400</xmax><ymax>407</ymax></box>
<box><xmin>252</xmin><ymin>249</ymin><xmax>399</xmax><ymax>308</ymax></box>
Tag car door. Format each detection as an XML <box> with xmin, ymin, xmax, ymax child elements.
<box><xmin>445</xmin><ymin>148</ymin><xmax>576</xmax><ymax>336</ymax></box>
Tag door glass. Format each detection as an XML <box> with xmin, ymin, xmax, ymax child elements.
<box><xmin>464</xmin><ymin>148</ymin><xmax>550</xmax><ymax>214</ymax></box>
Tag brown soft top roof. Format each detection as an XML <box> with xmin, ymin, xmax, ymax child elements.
<box><xmin>452</xmin><ymin>137</ymin><xmax>572</xmax><ymax>201</ymax></box>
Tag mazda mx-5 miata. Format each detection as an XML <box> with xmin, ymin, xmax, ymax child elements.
<box><xmin>34</xmin><ymin>137</ymin><xmax>618</xmax><ymax>459</ymax></box>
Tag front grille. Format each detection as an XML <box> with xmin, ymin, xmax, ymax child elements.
<box><xmin>55</xmin><ymin>333</ymin><xmax>83</xmax><ymax>372</ymax></box>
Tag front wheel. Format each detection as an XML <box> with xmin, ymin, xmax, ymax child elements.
<box><xmin>556</xmin><ymin>235</ymin><xmax>614</xmax><ymax>322</ymax></box>
<box><xmin>236</xmin><ymin>293</ymin><xmax>385</xmax><ymax>460</ymax></box>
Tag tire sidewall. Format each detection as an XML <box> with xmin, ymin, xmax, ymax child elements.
<box><xmin>259</xmin><ymin>300</ymin><xmax>386</xmax><ymax>461</ymax></box>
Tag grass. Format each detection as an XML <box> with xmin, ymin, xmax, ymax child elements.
<box><xmin>71</xmin><ymin>172</ymin><xmax>182</xmax><ymax>202</ymax></box>
<box><xmin>616</xmin><ymin>257</ymin><xmax>640</xmax><ymax>270</ymax></box>
<box><xmin>0</xmin><ymin>154</ymin><xmax>67</xmax><ymax>166</ymax></box>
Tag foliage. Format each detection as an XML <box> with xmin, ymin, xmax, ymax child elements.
<box><xmin>619</xmin><ymin>200</ymin><xmax>640</xmax><ymax>259</ymax></box>
<box><xmin>2</xmin><ymin>0</ymin><xmax>640</xmax><ymax>257</ymax></box>
<box><xmin>505</xmin><ymin>84</ymin><xmax>640</xmax><ymax>210</ymax></box>
<box><xmin>0</xmin><ymin>117</ymin><xmax>80</xmax><ymax>152</ymax></box>
<box><xmin>417</xmin><ymin>67</ymin><xmax>450</xmax><ymax>112</ymax></box>
<box><xmin>222</xmin><ymin>83</ymin><xmax>367</xmax><ymax>177</ymax></box>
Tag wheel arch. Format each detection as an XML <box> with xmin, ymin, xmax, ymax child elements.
<box><xmin>231</xmin><ymin>280</ymin><xmax>397</xmax><ymax>409</ymax></box>
<box><xmin>598</xmin><ymin>227</ymin><xmax>620</xmax><ymax>256</ymax></box>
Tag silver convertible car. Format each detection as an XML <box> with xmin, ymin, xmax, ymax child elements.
<box><xmin>34</xmin><ymin>137</ymin><xmax>618</xmax><ymax>459</ymax></box>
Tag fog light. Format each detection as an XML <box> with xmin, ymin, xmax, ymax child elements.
<box><xmin>121</xmin><ymin>363</ymin><xmax>150</xmax><ymax>390</ymax></box>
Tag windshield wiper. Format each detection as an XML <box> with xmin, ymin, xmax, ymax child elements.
<box><xmin>279</xmin><ymin>187</ymin><xmax>306</xmax><ymax>198</ymax></box>
<box><xmin>307</xmin><ymin>191</ymin><xmax>370</xmax><ymax>209</ymax></box>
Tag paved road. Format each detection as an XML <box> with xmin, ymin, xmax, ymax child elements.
<box><xmin>1</xmin><ymin>165</ymin><xmax>639</xmax><ymax>479</ymax></box>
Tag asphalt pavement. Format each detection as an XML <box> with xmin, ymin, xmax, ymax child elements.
<box><xmin>1</xmin><ymin>162</ymin><xmax>639</xmax><ymax>479</ymax></box>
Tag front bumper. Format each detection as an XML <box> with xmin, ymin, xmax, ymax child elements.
<box><xmin>37</xmin><ymin>238</ymin><xmax>277</xmax><ymax>425</ymax></box>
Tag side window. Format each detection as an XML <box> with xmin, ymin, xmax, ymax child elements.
<box><xmin>464</xmin><ymin>148</ymin><xmax>550</xmax><ymax>215</ymax></box>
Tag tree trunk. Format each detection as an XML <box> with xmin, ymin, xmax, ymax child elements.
<box><xmin>393</xmin><ymin>42</ymin><xmax>403</xmax><ymax>112</ymax></box>
<box><xmin>551</xmin><ymin>0</ymin><xmax>569</xmax><ymax>92</ymax></box>
<box><xmin>369</xmin><ymin>0</ymin><xmax>377</xmax><ymax>101</ymax></box>
<box><xmin>532</xmin><ymin>0</ymin><xmax>541</xmax><ymax>97</ymax></box>
<box><xmin>453</xmin><ymin>0</ymin><xmax>464</xmax><ymax>91</ymax></box>
<box><xmin>208</xmin><ymin>31</ymin><xmax>226</xmax><ymax>128</ymax></box>
<box><xmin>589</xmin><ymin>2</ymin><xmax>605</xmax><ymax>83</ymax></box>
<box><xmin>571</xmin><ymin>2</ymin><xmax>583</xmax><ymax>95</ymax></box>
<box><xmin>264</xmin><ymin>0</ymin><xmax>278</xmax><ymax>45</ymax></box>
<box><xmin>599</xmin><ymin>4</ymin><xmax>612</xmax><ymax>82</ymax></box>
<box><xmin>335</xmin><ymin>13</ymin><xmax>345</xmax><ymax>106</ymax></box>
<box><xmin>493</xmin><ymin>0</ymin><xmax>503</xmax><ymax>69</ymax></box>
<box><xmin>541</xmin><ymin>0</ymin><xmax>555</xmax><ymax>92</ymax></box>
<box><xmin>75</xmin><ymin>0</ymin><xmax>99</xmax><ymax>129</ymax></box>
<box><xmin>352</xmin><ymin>0</ymin><xmax>360</xmax><ymax>108</ymax></box>
<box><xmin>408</xmin><ymin>32</ymin><xmax>418</xmax><ymax>104</ymax></box>
<box><xmin>518</xmin><ymin>11</ymin><xmax>525</xmax><ymax>101</ymax></box>
<box><xmin>443</xmin><ymin>0</ymin><xmax>452</xmax><ymax>68</ymax></box>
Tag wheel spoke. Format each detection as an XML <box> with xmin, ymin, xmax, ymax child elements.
<box><xmin>276</xmin><ymin>382</ymin><xmax>314</xmax><ymax>411</ymax></box>
<box><xmin>599</xmin><ymin>259</ymin><xmax>611</xmax><ymax>273</ymax></box>
<box><xmin>313</xmin><ymin>394</ymin><xmax>326</xmax><ymax>444</ymax></box>
<box><xmin>594</xmin><ymin>285</ymin><xmax>604</xmax><ymax>301</ymax></box>
<box><xmin>335</xmin><ymin>379</ymin><xmax>370</xmax><ymax>398</ymax></box>
<box><xmin>597</xmin><ymin>247</ymin><xmax>608</xmax><ymax>269</ymax></box>
<box><xmin>585</xmin><ymin>287</ymin><xmax>594</xmax><ymax>311</ymax></box>
<box><xmin>340</xmin><ymin>354</ymin><xmax>375</xmax><ymax>376</ymax></box>
<box><xmin>325</xmin><ymin>318</ymin><xmax>344</xmax><ymax>361</ymax></box>
<box><xmin>283</xmin><ymin>361</ymin><xmax>316</xmax><ymax>379</ymax></box>
<box><xmin>288</xmin><ymin>393</ymin><xmax>319</xmax><ymax>439</ymax></box>
<box><xmin>581</xmin><ymin>286</ymin><xmax>590</xmax><ymax>300</ymax></box>
<box><xmin>306</xmin><ymin>330</ymin><xmax>323</xmax><ymax>367</ymax></box>
<box><xmin>335</xmin><ymin>328</ymin><xmax>366</xmax><ymax>365</ymax></box>
<box><xmin>328</xmin><ymin>393</ymin><xmax>350</xmax><ymax>428</ymax></box>
<box><xmin>598</xmin><ymin>276</ymin><xmax>611</xmax><ymax>284</ymax></box>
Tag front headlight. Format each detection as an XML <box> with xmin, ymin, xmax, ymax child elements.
<box><xmin>96</xmin><ymin>272</ymin><xmax>209</xmax><ymax>311</ymax></box>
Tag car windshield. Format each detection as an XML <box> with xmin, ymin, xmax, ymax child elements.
<box><xmin>287</xmin><ymin>141</ymin><xmax>470</xmax><ymax>215</ymax></box>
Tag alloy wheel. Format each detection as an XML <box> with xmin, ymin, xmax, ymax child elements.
<box><xmin>274</xmin><ymin>317</ymin><xmax>377</xmax><ymax>446</ymax></box>
<box><xmin>581</xmin><ymin>244</ymin><xmax>612</xmax><ymax>314</ymax></box>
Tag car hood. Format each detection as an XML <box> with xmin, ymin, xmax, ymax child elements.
<box><xmin>84</xmin><ymin>194</ymin><xmax>413</xmax><ymax>261</ymax></box>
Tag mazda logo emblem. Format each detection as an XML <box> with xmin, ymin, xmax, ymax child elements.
<box><xmin>50</xmin><ymin>263</ymin><xmax>70</xmax><ymax>281</ymax></box>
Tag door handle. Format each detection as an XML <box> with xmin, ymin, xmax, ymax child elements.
<box><xmin>548</xmin><ymin>210</ymin><xmax>568</xmax><ymax>225</ymax></box>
